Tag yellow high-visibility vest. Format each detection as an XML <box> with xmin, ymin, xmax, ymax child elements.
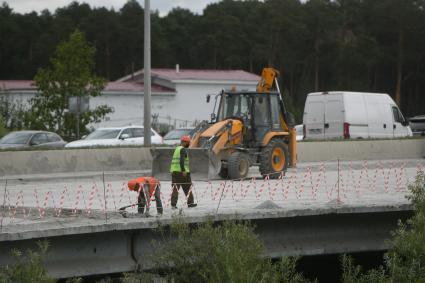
<box><xmin>170</xmin><ymin>146</ymin><xmax>190</xmax><ymax>173</ymax></box>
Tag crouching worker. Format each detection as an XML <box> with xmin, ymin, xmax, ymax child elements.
<box><xmin>128</xmin><ymin>177</ymin><xmax>163</xmax><ymax>216</ymax></box>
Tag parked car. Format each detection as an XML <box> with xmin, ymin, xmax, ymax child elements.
<box><xmin>303</xmin><ymin>91</ymin><xmax>412</xmax><ymax>139</ymax></box>
<box><xmin>163</xmin><ymin>128</ymin><xmax>195</xmax><ymax>145</ymax></box>
<box><xmin>409</xmin><ymin>115</ymin><xmax>425</xmax><ymax>136</ymax></box>
<box><xmin>0</xmin><ymin>131</ymin><xmax>66</xmax><ymax>149</ymax></box>
<box><xmin>65</xmin><ymin>126</ymin><xmax>163</xmax><ymax>148</ymax></box>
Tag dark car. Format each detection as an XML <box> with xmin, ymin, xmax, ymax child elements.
<box><xmin>409</xmin><ymin>115</ymin><xmax>425</xmax><ymax>136</ymax></box>
<box><xmin>163</xmin><ymin>128</ymin><xmax>195</xmax><ymax>145</ymax></box>
<box><xmin>0</xmin><ymin>131</ymin><xmax>67</xmax><ymax>149</ymax></box>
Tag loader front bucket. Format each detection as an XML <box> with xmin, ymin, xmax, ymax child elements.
<box><xmin>151</xmin><ymin>148</ymin><xmax>222</xmax><ymax>181</ymax></box>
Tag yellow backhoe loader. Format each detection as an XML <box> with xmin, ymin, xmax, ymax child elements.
<box><xmin>151</xmin><ymin>68</ymin><xmax>297</xmax><ymax>180</ymax></box>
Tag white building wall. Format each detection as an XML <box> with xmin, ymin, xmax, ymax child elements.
<box><xmin>89</xmin><ymin>93</ymin><xmax>175</xmax><ymax>129</ymax></box>
<box><xmin>89</xmin><ymin>82</ymin><xmax>257</xmax><ymax>129</ymax></box>
<box><xmin>2</xmin><ymin>80</ymin><xmax>258</xmax><ymax>130</ymax></box>
<box><xmin>1</xmin><ymin>92</ymin><xmax>33</xmax><ymax>109</ymax></box>
<box><xmin>150</xmin><ymin>82</ymin><xmax>257</xmax><ymax>127</ymax></box>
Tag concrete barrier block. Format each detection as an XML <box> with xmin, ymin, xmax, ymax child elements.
<box><xmin>297</xmin><ymin>139</ymin><xmax>425</xmax><ymax>162</ymax></box>
<box><xmin>0</xmin><ymin>139</ymin><xmax>423</xmax><ymax>176</ymax></box>
<box><xmin>0</xmin><ymin>147</ymin><xmax>153</xmax><ymax>176</ymax></box>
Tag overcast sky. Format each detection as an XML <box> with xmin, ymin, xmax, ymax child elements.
<box><xmin>5</xmin><ymin>0</ymin><xmax>222</xmax><ymax>16</ymax></box>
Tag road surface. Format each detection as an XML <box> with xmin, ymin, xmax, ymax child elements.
<box><xmin>1</xmin><ymin>159</ymin><xmax>423</xmax><ymax>228</ymax></box>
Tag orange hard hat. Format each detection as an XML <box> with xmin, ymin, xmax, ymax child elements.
<box><xmin>181</xmin><ymin>135</ymin><xmax>191</xmax><ymax>143</ymax></box>
<box><xmin>128</xmin><ymin>179</ymin><xmax>139</xmax><ymax>191</ymax></box>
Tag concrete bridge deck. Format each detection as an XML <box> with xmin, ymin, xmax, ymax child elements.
<box><xmin>0</xmin><ymin>159</ymin><xmax>423</xmax><ymax>278</ymax></box>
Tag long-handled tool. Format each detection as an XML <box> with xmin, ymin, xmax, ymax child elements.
<box><xmin>118</xmin><ymin>204</ymin><xmax>136</xmax><ymax>218</ymax></box>
<box><xmin>119</xmin><ymin>204</ymin><xmax>135</xmax><ymax>211</ymax></box>
<box><xmin>118</xmin><ymin>203</ymin><xmax>154</xmax><ymax>218</ymax></box>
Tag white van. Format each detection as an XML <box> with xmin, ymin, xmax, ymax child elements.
<box><xmin>303</xmin><ymin>91</ymin><xmax>412</xmax><ymax>139</ymax></box>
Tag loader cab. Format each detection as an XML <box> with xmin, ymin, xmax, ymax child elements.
<box><xmin>216</xmin><ymin>91</ymin><xmax>283</xmax><ymax>145</ymax></box>
<box><xmin>217</xmin><ymin>92</ymin><xmax>252</xmax><ymax>124</ymax></box>
<box><xmin>253</xmin><ymin>92</ymin><xmax>286</xmax><ymax>144</ymax></box>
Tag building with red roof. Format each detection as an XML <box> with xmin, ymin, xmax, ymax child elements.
<box><xmin>0</xmin><ymin>66</ymin><xmax>259</xmax><ymax>129</ymax></box>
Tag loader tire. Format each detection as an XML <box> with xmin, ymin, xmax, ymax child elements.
<box><xmin>227</xmin><ymin>152</ymin><xmax>250</xmax><ymax>179</ymax></box>
<box><xmin>219</xmin><ymin>167</ymin><xmax>228</xmax><ymax>179</ymax></box>
<box><xmin>259</xmin><ymin>139</ymin><xmax>288</xmax><ymax>179</ymax></box>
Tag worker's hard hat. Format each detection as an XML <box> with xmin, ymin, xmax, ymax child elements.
<box><xmin>128</xmin><ymin>180</ymin><xmax>138</xmax><ymax>191</ymax></box>
<box><xmin>181</xmin><ymin>135</ymin><xmax>191</xmax><ymax>143</ymax></box>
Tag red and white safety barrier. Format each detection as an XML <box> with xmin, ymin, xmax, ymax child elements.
<box><xmin>2</xmin><ymin>160</ymin><xmax>425</xmax><ymax>224</ymax></box>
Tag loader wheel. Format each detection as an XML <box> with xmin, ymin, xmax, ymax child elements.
<box><xmin>227</xmin><ymin>152</ymin><xmax>250</xmax><ymax>179</ymax></box>
<box><xmin>259</xmin><ymin>139</ymin><xmax>289</xmax><ymax>179</ymax></box>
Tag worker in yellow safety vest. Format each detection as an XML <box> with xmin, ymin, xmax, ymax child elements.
<box><xmin>170</xmin><ymin>135</ymin><xmax>197</xmax><ymax>209</ymax></box>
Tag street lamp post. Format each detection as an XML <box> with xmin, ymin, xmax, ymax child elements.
<box><xmin>143</xmin><ymin>0</ymin><xmax>151</xmax><ymax>146</ymax></box>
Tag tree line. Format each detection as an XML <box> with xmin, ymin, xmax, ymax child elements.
<box><xmin>1</xmin><ymin>0</ymin><xmax>425</xmax><ymax>118</ymax></box>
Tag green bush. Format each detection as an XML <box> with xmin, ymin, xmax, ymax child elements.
<box><xmin>341</xmin><ymin>171</ymin><xmax>425</xmax><ymax>283</ymax></box>
<box><xmin>147</xmin><ymin>218</ymin><xmax>313</xmax><ymax>283</ymax></box>
<box><xmin>0</xmin><ymin>241</ymin><xmax>55</xmax><ymax>283</ymax></box>
<box><xmin>385</xmin><ymin>171</ymin><xmax>425</xmax><ymax>282</ymax></box>
<box><xmin>341</xmin><ymin>254</ymin><xmax>387</xmax><ymax>283</ymax></box>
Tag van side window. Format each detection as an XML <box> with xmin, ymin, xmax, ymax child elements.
<box><xmin>392</xmin><ymin>106</ymin><xmax>401</xmax><ymax>123</ymax></box>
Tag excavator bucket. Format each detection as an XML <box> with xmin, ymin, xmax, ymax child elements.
<box><xmin>151</xmin><ymin>147</ymin><xmax>222</xmax><ymax>181</ymax></box>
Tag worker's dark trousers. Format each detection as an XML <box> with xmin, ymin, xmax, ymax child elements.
<box><xmin>138</xmin><ymin>184</ymin><xmax>163</xmax><ymax>214</ymax></box>
<box><xmin>171</xmin><ymin>172</ymin><xmax>194</xmax><ymax>207</ymax></box>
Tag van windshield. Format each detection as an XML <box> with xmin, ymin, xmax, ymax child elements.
<box><xmin>392</xmin><ymin>106</ymin><xmax>407</xmax><ymax>124</ymax></box>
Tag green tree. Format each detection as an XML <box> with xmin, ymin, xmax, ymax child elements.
<box><xmin>160</xmin><ymin>8</ymin><xmax>198</xmax><ymax>68</ymax></box>
<box><xmin>117</xmin><ymin>0</ymin><xmax>144</xmax><ymax>75</ymax></box>
<box><xmin>83</xmin><ymin>7</ymin><xmax>119</xmax><ymax>80</ymax></box>
<box><xmin>3</xmin><ymin>0</ymin><xmax>425</xmax><ymax>117</ymax></box>
<box><xmin>30</xmin><ymin>29</ymin><xmax>112</xmax><ymax>139</ymax></box>
<box><xmin>0</xmin><ymin>115</ymin><xmax>6</xmax><ymax>138</ymax></box>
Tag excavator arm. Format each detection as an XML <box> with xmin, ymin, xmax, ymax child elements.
<box><xmin>257</xmin><ymin>67</ymin><xmax>297</xmax><ymax>168</ymax></box>
<box><xmin>257</xmin><ymin>68</ymin><xmax>279</xmax><ymax>92</ymax></box>
<box><xmin>256</xmin><ymin>67</ymin><xmax>290</xmax><ymax>129</ymax></box>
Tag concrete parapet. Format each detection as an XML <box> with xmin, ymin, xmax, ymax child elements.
<box><xmin>0</xmin><ymin>139</ymin><xmax>423</xmax><ymax>176</ymax></box>
<box><xmin>0</xmin><ymin>147</ymin><xmax>153</xmax><ymax>176</ymax></box>
<box><xmin>297</xmin><ymin>139</ymin><xmax>425</xmax><ymax>162</ymax></box>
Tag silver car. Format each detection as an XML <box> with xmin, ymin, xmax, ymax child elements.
<box><xmin>65</xmin><ymin>126</ymin><xmax>163</xmax><ymax>148</ymax></box>
<box><xmin>0</xmin><ymin>131</ymin><xmax>67</xmax><ymax>149</ymax></box>
<box><xmin>409</xmin><ymin>115</ymin><xmax>425</xmax><ymax>136</ymax></box>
